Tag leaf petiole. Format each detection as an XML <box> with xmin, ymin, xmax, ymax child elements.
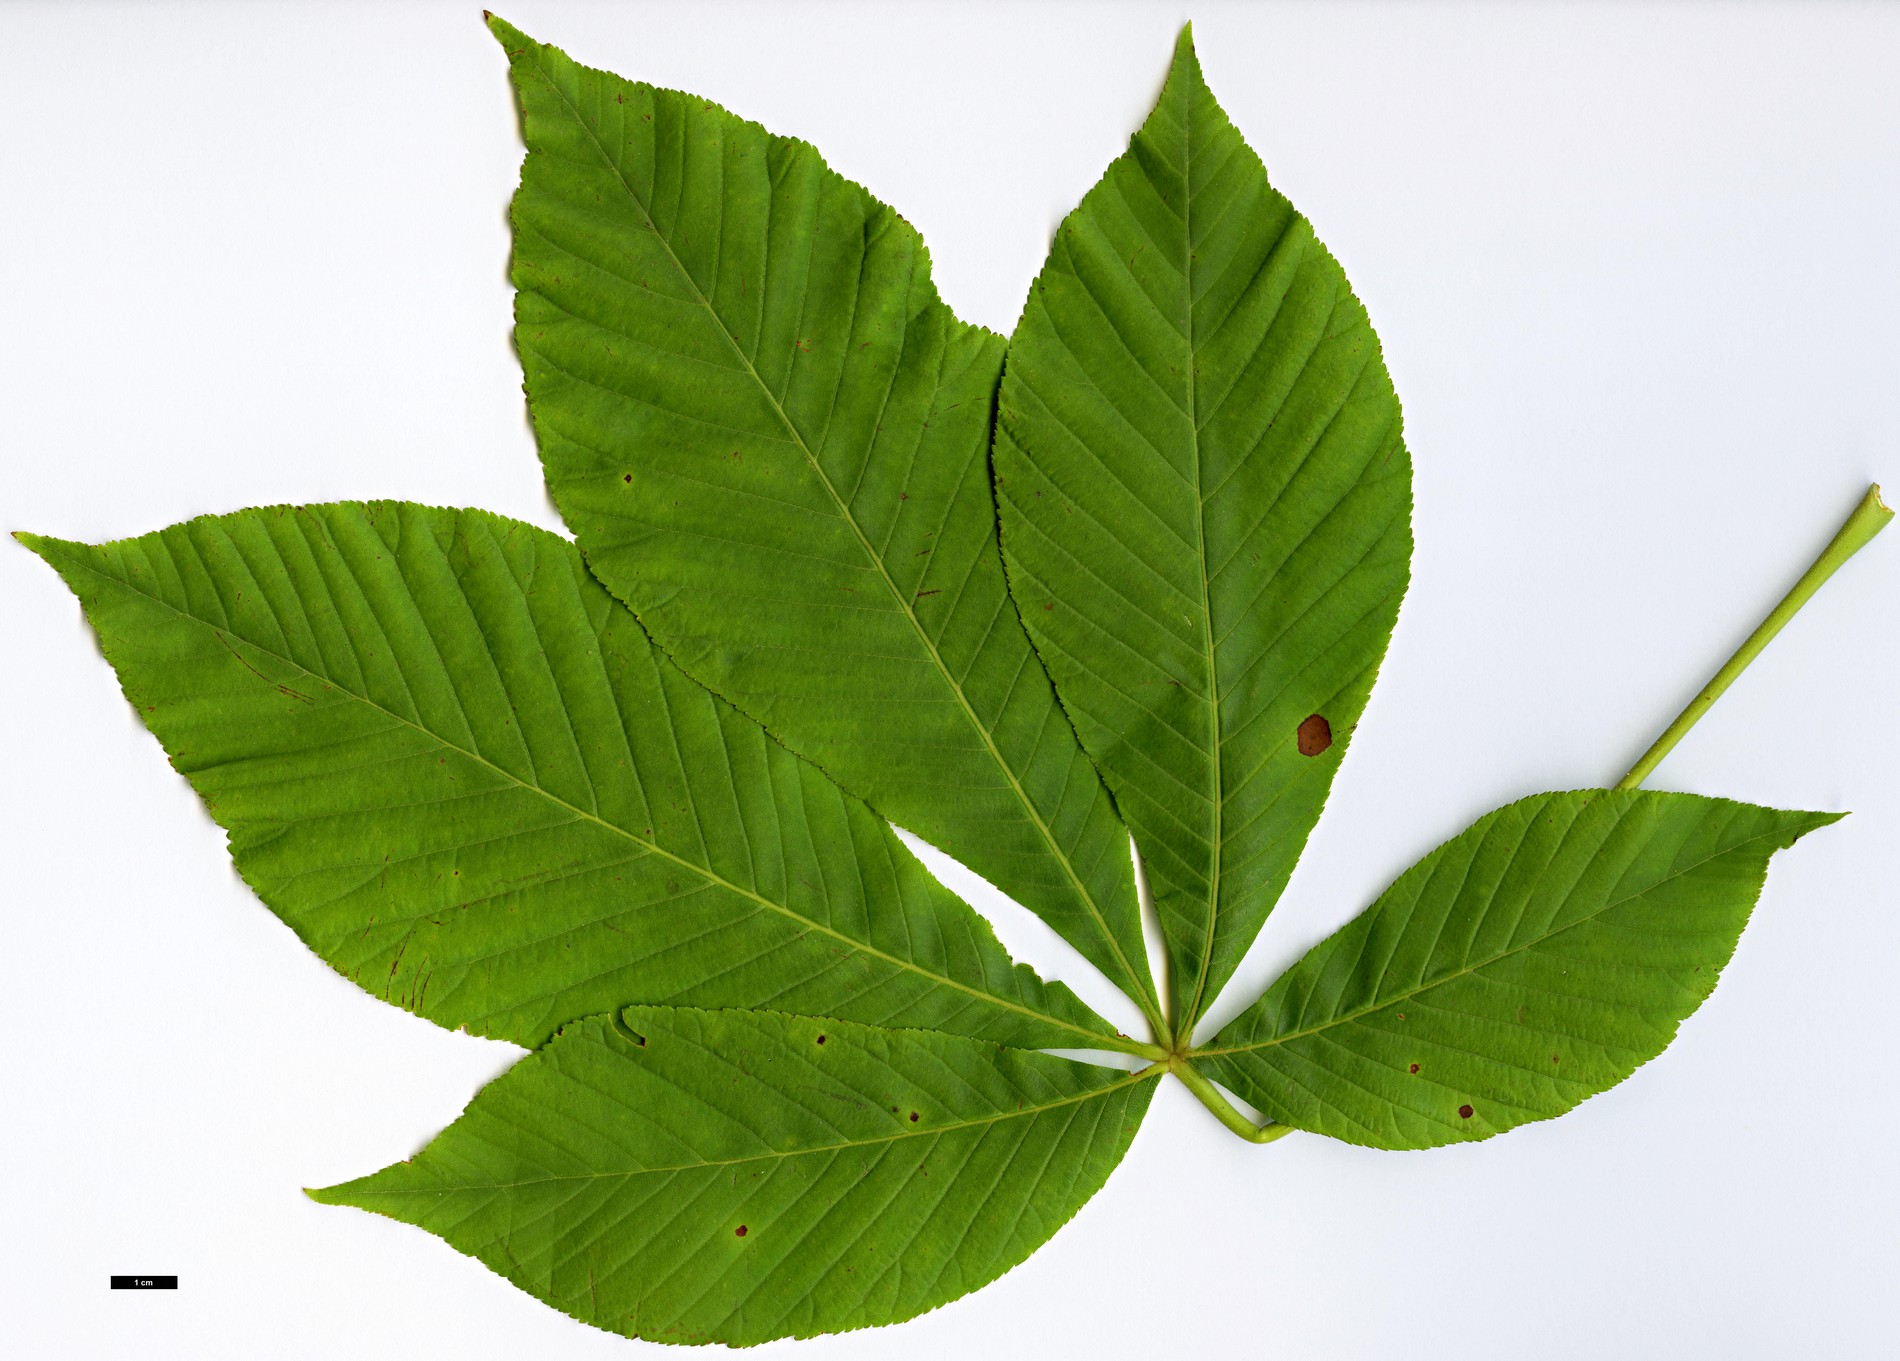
<box><xmin>1618</xmin><ymin>484</ymin><xmax>1891</xmax><ymax>790</ymax></box>
<box><xmin>1171</xmin><ymin>1056</ymin><xmax>1294</xmax><ymax>1144</ymax></box>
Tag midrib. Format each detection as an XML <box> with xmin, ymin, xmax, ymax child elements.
<box><xmin>346</xmin><ymin>1062</ymin><xmax>1163</xmax><ymax>1192</ymax></box>
<box><xmin>1195</xmin><ymin>816</ymin><xmax>1799</xmax><ymax>1058</ymax></box>
<box><xmin>530</xmin><ymin>62</ymin><xmax>1159</xmax><ymax>1022</ymax></box>
<box><xmin>1176</xmin><ymin>92</ymin><xmax>1225</xmax><ymax>1039</ymax></box>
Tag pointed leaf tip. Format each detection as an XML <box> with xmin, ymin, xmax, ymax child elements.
<box><xmin>484</xmin><ymin>11</ymin><xmax>530</xmax><ymax>51</ymax></box>
<box><xmin>1802</xmin><ymin>808</ymin><xmax>1850</xmax><ymax>835</ymax></box>
<box><xmin>1169</xmin><ymin>21</ymin><xmax>1204</xmax><ymax>80</ymax></box>
<box><xmin>306</xmin><ymin>1177</ymin><xmax>377</xmax><ymax>1208</ymax></box>
<box><xmin>14</xmin><ymin>530</ymin><xmax>58</xmax><ymax>561</ymax></box>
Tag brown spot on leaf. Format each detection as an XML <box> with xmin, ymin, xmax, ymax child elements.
<box><xmin>1408</xmin><ymin>1064</ymin><xmax>1419</xmax><ymax>1074</ymax></box>
<box><xmin>1458</xmin><ymin>1104</ymin><xmax>1474</xmax><ymax>1120</ymax></box>
<box><xmin>734</xmin><ymin>1225</ymin><xmax>747</xmax><ymax>1238</ymax></box>
<box><xmin>623</xmin><ymin>473</ymin><xmax>632</xmax><ymax>483</ymax></box>
<box><xmin>1297</xmin><ymin>714</ymin><xmax>1333</xmax><ymax>757</ymax></box>
<box><xmin>909</xmin><ymin>1112</ymin><xmax>920</xmax><ymax>1122</ymax></box>
<box><xmin>815</xmin><ymin>1035</ymin><xmax>827</xmax><ymax>1045</ymax></box>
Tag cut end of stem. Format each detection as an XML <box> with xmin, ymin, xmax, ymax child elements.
<box><xmin>1617</xmin><ymin>481</ymin><xmax>1893</xmax><ymax>790</ymax></box>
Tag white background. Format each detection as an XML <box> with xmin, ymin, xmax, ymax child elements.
<box><xmin>3</xmin><ymin>2</ymin><xmax>1897</xmax><ymax>1357</ymax></box>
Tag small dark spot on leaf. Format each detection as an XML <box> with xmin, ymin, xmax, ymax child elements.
<box><xmin>1408</xmin><ymin>1063</ymin><xmax>1419</xmax><ymax>1074</ymax></box>
<box><xmin>1458</xmin><ymin>1104</ymin><xmax>1474</xmax><ymax>1119</ymax></box>
<box><xmin>1397</xmin><ymin>1013</ymin><xmax>1406</xmax><ymax>1021</ymax></box>
<box><xmin>623</xmin><ymin>473</ymin><xmax>633</xmax><ymax>483</ymax></box>
<box><xmin>909</xmin><ymin>1111</ymin><xmax>920</xmax><ymax>1122</ymax></box>
<box><xmin>1552</xmin><ymin>1055</ymin><xmax>1560</xmax><ymax>1064</ymax></box>
<box><xmin>1043</xmin><ymin>602</ymin><xmax>1054</xmax><ymax>610</ymax></box>
<box><xmin>1297</xmin><ymin>713</ymin><xmax>1333</xmax><ymax>757</ymax></box>
<box><xmin>815</xmin><ymin>1034</ymin><xmax>827</xmax><ymax>1045</ymax></box>
<box><xmin>734</xmin><ymin>1225</ymin><xmax>747</xmax><ymax>1237</ymax></box>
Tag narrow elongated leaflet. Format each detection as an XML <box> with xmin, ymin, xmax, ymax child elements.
<box><xmin>1195</xmin><ymin>790</ymin><xmax>1837</xmax><ymax>1149</ymax></box>
<box><xmin>491</xmin><ymin>18</ymin><xmax>1161</xmax><ymax>1030</ymax></box>
<box><xmin>22</xmin><ymin>505</ymin><xmax>1117</xmax><ymax>1051</ymax></box>
<box><xmin>994</xmin><ymin>27</ymin><xmax>1411</xmax><ymax>1036</ymax></box>
<box><xmin>313</xmin><ymin>1006</ymin><xmax>1161</xmax><ymax>1345</ymax></box>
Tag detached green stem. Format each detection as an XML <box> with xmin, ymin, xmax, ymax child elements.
<box><xmin>1618</xmin><ymin>484</ymin><xmax>1891</xmax><ymax>790</ymax></box>
<box><xmin>1172</xmin><ymin>1058</ymin><xmax>1294</xmax><ymax>1144</ymax></box>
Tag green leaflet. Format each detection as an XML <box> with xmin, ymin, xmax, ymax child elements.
<box><xmin>1196</xmin><ymin>791</ymin><xmax>1839</xmax><ymax>1149</ymax></box>
<box><xmin>313</xmin><ymin>1006</ymin><xmax>1160</xmax><ymax>1345</ymax></box>
<box><xmin>994</xmin><ymin>27</ymin><xmax>1411</xmax><ymax>1036</ymax></box>
<box><xmin>490</xmin><ymin>18</ymin><xmax>1162</xmax><ymax>1032</ymax></box>
<box><xmin>22</xmin><ymin>504</ymin><xmax>1117</xmax><ymax>1052</ymax></box>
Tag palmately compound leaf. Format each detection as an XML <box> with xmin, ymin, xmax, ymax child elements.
<box><xmin>994</xmin><ymin>26</ymin><xmax>1411</xmax><ymax>1037</ymax></box>
<box><xmin>1194</xmin><ymin>790</ymin><xmax>1838</xmax><ymax>1149</ymax></box>
<box><xmin>15</xmin><ymin>13</ymin><xmax>1877</xmax><ymax>1352</ymax></box>
<box><xmin>313</xmin><ymin>1005</ymin><xmax>1160</xmax><ymax>1345</ymax></box>
<box><xmin>488</xmin><ymin>17</ymin><xmax>1163</xmax><ymax>1032</ymax></box>
<box><xmin>21</xmin><ymin>504</ymin><xmax>1120</xmax><ymax>1052</ymax></box>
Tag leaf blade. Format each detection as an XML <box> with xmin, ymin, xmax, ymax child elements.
<box><xmin>312</xmin><ymin>1006</ymin><xmax>1161</xmax><ymax>1345</ymax></box>
<box><xmin>23</xmin><ymin>504</ymin><xmax>1117</xmax><ymax>1052</ymax></box>
<box><xmin>994</xmin><ymin>27</ymin><xmax>1412</xmax><ymax>1035</ymax></box>
<box><xmin>1196</xmin><ymin>790</ymin><xmax>1839</xmax><ymax>1149</ymax></box>
<box><xmin>491</xmin><ymin>16</ymin><xmax>1161</xmax><ymax>1028</ymax></box>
